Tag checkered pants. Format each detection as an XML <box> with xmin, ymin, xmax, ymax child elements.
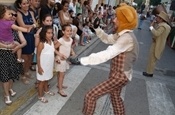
<box><xmin>83</xmin><ymin>53</ymin><xmax>129</xmax><ymax>115</ymax></box>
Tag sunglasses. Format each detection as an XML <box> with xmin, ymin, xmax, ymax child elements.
<box><xmin>11</xmin><ymin>13</ymin><xmax>17</xmax><ymax>17</ymax></box>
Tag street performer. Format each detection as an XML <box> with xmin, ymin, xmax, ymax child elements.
<box><xmin>77</xmin><ymin>3</ymin><xmax>139</xmax><ymax>115</ymax></box>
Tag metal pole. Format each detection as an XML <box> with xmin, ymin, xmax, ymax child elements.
<box><xmin>108</xmin><ymin>0</ymin><xmax>110</xmax><ymax>6</ymax></box>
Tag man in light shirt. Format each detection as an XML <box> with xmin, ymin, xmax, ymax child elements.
<box><xmin>69</xmin><ymin>0</ymin><xmax>76</xmax><ymax>17</ymax></box>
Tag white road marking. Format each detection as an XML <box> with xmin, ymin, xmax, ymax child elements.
<box><xmin>23</xmin><ymin>66</ymin><xmax>91</xmax><ymax>115</ymax></box>
<box><xmin>146</xmin><ymin>81</ymin><xmax>175</xmax><ymax>115</ymax></box>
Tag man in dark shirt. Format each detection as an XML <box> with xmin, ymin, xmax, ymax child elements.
<box><xmin>170</xmin><ymin>0</ymin><xmax>175</xmax><ymax>11</ymax></box>
<box><xmin>140</xmin><ymin>2</ymin><xmax>145</xmax><ymax>14</ymax></box>
<box><xmin>39</xmin><ymin>0</ymin><xmax>55</xmax><ymax>22</ymax></box>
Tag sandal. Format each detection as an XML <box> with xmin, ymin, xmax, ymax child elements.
<box><xmin>80</xmin><ymin>43</ymin><xmax>85</xmax><ymax>46</ymax></box>
<box><xmin>9</xmin><ymin>89</ymin><xmax>16</xmax><ymax>97</ymax></box>
<box><xmin>44</xmin><ymin>91</ymin><xmax>55</xmax><ymax>96</ymax></box>
<box><xmin>30</xmin><ymin>66</ymin><xmax>36</xmax><ymax>71</ymax></box>
<box><xmin>21</xmin><ymin>77</ymin><xmax>30</xmax><ymax>85</ymax></box>
<box><xmin>25</xmin><ymin>72</ymin><xmax>33</xmax><ymax>79</ymax></box>
<box><xmin>38</xmin><ymin>97</ymin><xmax>48</xmax><ymax>103</ymax></box>
<box><xmin>4</xmin><ymin>96</ymin><xmax>12</xmax><ymax>105</ymax></box>
<box><xmin>58</xmin><ymin>90</ymin><xmax>67</xmax><ymax>97</ymax></box>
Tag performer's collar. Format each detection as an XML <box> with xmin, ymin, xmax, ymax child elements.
<box><xmin>118</xmin><ymin>29</ymin><xmax>133</xmax><ymax>37</ymax></box>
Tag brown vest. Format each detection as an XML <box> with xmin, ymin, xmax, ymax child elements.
<box><xmin>124</xmin><ymin>32</ymin><xmax>139</xmax><ymax>71</ymax></box>
<box><xmin>110</xmin><ymin>32</ymin><xmax>139</xmax><ymax>76</ymax></box>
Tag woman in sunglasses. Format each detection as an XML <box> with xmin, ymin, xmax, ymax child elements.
<box><xmin>11</xmin><ymin>9</ymin><xmax>30</xmax><ymax>84</ymax></box>
<box><xmin>0</xmin><ymin>4</ymin><xmax>31</xmax><ymax>105</ymax></box>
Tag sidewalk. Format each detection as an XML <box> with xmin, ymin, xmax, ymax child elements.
<box><xmin>0</xmin><ymin>35</ymin><xmax>99</xmax><ymax>115</ymax></box>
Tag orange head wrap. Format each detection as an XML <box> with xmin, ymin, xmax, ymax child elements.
<box><xmin>116</xmin><ymin>3</ymin><xmax>138</xmax><ymax>32</ymax></box>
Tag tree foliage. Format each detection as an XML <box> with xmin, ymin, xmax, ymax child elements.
<box><xmin>150</xmin><ymin>0</ymin><xmax>161</xmax><ymax>6</ymax></box>
<box><xmin>134</xmin><ymin>0</ymin><xmax>161</xmax><ymax>7</ymax></box>
<box><xmin>134</xmin><ymin>0</ymin><xmax>144</xmax><ymax>7</ymax></box>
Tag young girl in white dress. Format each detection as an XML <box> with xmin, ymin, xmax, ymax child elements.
<box><xmin>36</xmin><ymin>25</ymin><xmax>55</xmax><ymax>103</ymax></box>
<box><xmin>55</xmin><ymin>24</ymin><xmax>75</xmax><ymax>97</ymax></box>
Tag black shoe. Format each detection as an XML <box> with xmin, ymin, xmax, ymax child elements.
<box><xmin>69</xmin><ymin>58</ymin><xmax>81</xmax><ymax>65</ymax></box>
<box><xmin>143</xmin><ymin>72</ymin><xmax>153</xmax><ymax>77</ymax></box>
<box><xmin>138</xmin><ymin>28</ymin><xmax>141</xmax><ymax>30</ymax></box>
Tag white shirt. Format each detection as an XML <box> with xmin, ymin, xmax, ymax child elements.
<box><xmin>69</xmin><ymin>2</ymin><xmax>76</xmax><ymax>17</ymax></box>
<box><xmin>80</xmin><ymin>28</ymin><xmax>135</xmax><ymax>80</ymax></box>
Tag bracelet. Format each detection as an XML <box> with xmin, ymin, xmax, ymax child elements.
<box><xmin>33</xmin><ymin>24</ymin><xmax>36</xmax><ymax>28</ymax></box>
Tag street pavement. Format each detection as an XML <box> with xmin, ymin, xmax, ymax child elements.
<box><xmin>12</xmin><ymin>65</ymin><xmax>175</xmax><ymax>115</ymax></box>
<box><xmin>0</xmin><ymin>18</ymin><xmax>175</xmax><ymax>115</ymax></box>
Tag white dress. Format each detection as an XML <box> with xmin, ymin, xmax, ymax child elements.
<box><xmin>55</xmin><ymin>37</ymin><xmax>73</xmax><ymax>72</ymax></box>
<box><xmin>36</xmin><ymin>41</ymin><xmax>55</xmax><ymax>81</ymax></box>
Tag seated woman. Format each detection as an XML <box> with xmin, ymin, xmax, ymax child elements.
<box><xmin>59</xmin><ymin>0</ymin><xmax>79</xmax><ymax>47</ymax></box>
<box><xmin>53</xmin><ymin>2</ymin><xmax>62</xmax><ymax>28</ymax></box>
<box><xmin>82</xmin><ymin>22</ymin><xmax>91</xmax><ymax>44</ymax></box>
<box><xmin>73</xmin><ymin>13</ymin><xmax>85</xmax><ymax>46</ymax></box>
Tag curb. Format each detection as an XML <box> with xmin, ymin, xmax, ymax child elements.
<box><xmin>0</xmin><ymin>87</ymin><xmax>36</xmax><ymax>115</ymax></box>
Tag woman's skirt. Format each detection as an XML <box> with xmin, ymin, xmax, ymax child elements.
<box><xmin>0</xmin><ymin>49</ymin><xmax>20</xmax><ymax>82</ymax></box>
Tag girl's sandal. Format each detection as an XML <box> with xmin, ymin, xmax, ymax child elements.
<box><xmin>9</xmin><ymin>89</ymin><xmax>16</xmax><ymax>97</ymax></box>
<box><xmin>25</xmin><ymin>72</ymin><xmax>33</xmax><ymax>79</ymax></box>
<box><xmin>21</xmin><ymin>77</ymin><xmax>30</xmax><ymax>85</ymax></box>
<box><xmin>38</xmin><ymin>97</ymin><xmax>48</xmax><ymax>103</ymax></box>
<box><xmin>80</xmin><ymin>43</ymin><xmax>85</xmax><ymax>46</ymax></box>
<box><xmin>44</xmin><ymin>91</ymin><xmax>55</xmax><ymax>96</ymax></box>
<box><xmin>58</xmin><ymin>90</ymin><xmax>67</xmax><ymax>97</ymax></box>
<box><xmin>30</xmin><ymin>66</ymin><xmax>36</xmax><ymax>71</ymax></box>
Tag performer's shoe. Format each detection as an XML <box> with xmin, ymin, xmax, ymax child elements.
<box><xmin>138</xmin><ymin>28</ymin><xmax>141</xmax><ymax>30</ymax></box>
<box><xmin>70</xmin><ymin>58</ymin><xmax>81</xmax><ymax>65</ymax></box>
<box><xmin>143</xmin><ymin>72</ymin><xmax>153</xmax><ymax>77</ymax></box>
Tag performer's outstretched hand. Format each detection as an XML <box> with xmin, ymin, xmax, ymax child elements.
<box><xmin>93</xmin><ymin>17</ymin><xmax>100</xmax><ymax>29</ymax></box>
